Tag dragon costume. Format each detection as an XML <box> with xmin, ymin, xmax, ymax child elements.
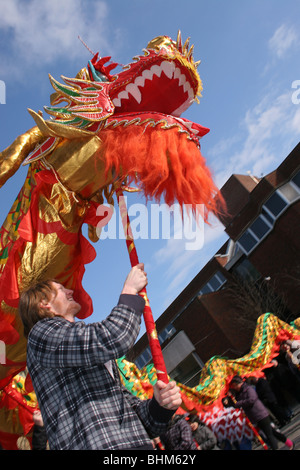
<box><xmin>0</xmin><ymin>32</ymin><xmax>222</xmax><ymax>391</ymax></box>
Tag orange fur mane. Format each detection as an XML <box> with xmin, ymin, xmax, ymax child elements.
<box><xmin>99</xmin><ymin>125</ymin><xmax>224</xmax><ymax>219</ymax></box>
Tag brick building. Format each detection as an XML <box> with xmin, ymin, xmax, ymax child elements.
<box><xmin>127</xmin><ymin>143</ymin><xmax>300</xmax><ymax>387</ymax></box>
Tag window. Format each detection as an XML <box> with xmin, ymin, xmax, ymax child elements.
<box><xmin>249</xmin><ymin>215</ymin><xmax>272</xmax><ymax>239</ymax></box>
<box><xmin>232</xmin><ymin>257</ymin><xmax>261</xmax><ymax>282</ymax></box>
<box><xmin>199</xmin><ymin>284</ymin><xmax>213</xmax><ymax>295</ymax></box>
<box><xmin>208</xmin><ymin>275</ymin><xmax>222</xmax><ymax>291</ymax></box>
<box><xmin>261</xmin><ymin>207</ymin><xmax>274</xmax><ymax>225</ymax></box>
<box><xmin>199</xmin><ymin>271</ymin><xmax>227</xmax><ymax>295</ymax></box>
<box><xmin>292</xmin><ymin>170</ymin><xmax>300</xmax><ymax>189</ymax></box>
<box><xmin>262</xmin><ymin>180</ymin><xmax>300</xmax><ymax>224</ymax></box>
<box><xmin>278</xmin><ymin>183</ymin><xmax>299</xmax><ymax>203</ymax></box>
<box><xmin>238</xmin><ymin>230</ymin><xmax>257</xmax><ymax>253</ymax></box>
<box><xmin>237</xmin><ymin>173</ymin><xmax>300</xmax><ymax>255</ymax></box>
<box><xmin>215</xmin><ymin>271</ymin><xmax>227</xmax><ymax>286</ymax></box>
<box><xmin>135</xmin><ymin>346</ymin><xmax>151</xmax><ymax>369</ymax></box>
<box><xmin>237</xmin><ymin>214</ymin><xmax>273</xmax><ymax>255</ymax></box>
<box><xmin>169</xmin><ymin>353</ymin><xmax>202</xmax><ymax>387</ymax></box>
<box><xmin>263</xmin><ymin>191</ymin><xmax>288</xmax><ymax>218</ymax></box>
<box><xmin>158</xmin><ymin>324</ymin><xmax>176</xmax><ymax>344</ymax></box>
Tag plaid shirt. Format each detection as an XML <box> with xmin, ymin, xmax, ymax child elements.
<box><xmin>27</xmin><ymin>294</ymin><xmax>174</xmax><ymax>450</ymax></box>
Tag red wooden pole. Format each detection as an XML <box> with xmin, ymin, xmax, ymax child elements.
<box><xmin>116</xmin><ymin>189</ymin><xmax>169</xmax><ymax>383</ymax></box>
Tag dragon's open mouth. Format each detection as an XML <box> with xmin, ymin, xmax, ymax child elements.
<box><xmin>110</xmin><ymin>58</ymin><xmax>196</xmax><ymax>117</ymax></box>
<box><xmin>37</xmin><ymin>33</ymin><xmax>202</xmax><ymax>132</ymax></box>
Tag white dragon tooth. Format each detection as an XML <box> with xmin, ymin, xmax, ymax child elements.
<box><xmin>174</xmin><ymin>68</ymin><xmax>181</xmax><ymax>80</ymax></box>
<box><xmin>126</xmin><ymin>83</ymin><xmax>142</xmax><ymax>104</ymax></box>
<box><xmin>160</xmin><ymin>60</ymin><xmax>175</xmax><ymax>79</ymax></box>
<box><xmin>150</xmin><ymin>64</ymin><xmax>163</xmax><ymax>77</ymax></box>
<box><xmin>173</xmin><ymin>66</ymin><xmax>187</xmax><ymax>87</ymax></box>
<box><xmin>117</xmin><ymin>90</ymin><xmax>129</xmax><ymax>101</ymax></box>
<box><xmin>173</xmin><ymin>67</ymin><xmax>186</xmax><ymax>86</ymax></box>
<box><xmin>135</xmin><ymin>76</ymin><xmax>146</xmax><ymax>87</ymax></box>
<box><xmin>183</xmin><ymin>81</ymin><xmax>192</xmax><ymax>94</ymax></box>
<box><xmin>178</xmin><ymin>74</ymin><xmax>186</xmax><ymax>87</ymax></box>
<box><xmin>189</xmin><ymin>89</ymin><xmax>195</xmax><ymax>100</ymax></box>
<box><xmin>112</xmin><ymin>97</ymin><xmax>121</xmax><ymax>107</ymax></box>
<box><xmin>112</xmin><ymin>90</ymin><xmax>129</xmax><ymax>108</ymax></box>
<box><xmin>142</xmin><ymin>69</ymin><xmax>154</xmax><ymax>80</ymax></box>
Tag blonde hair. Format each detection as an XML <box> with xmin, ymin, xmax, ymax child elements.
<box><xmin>18</xmin><ymin>280</ymin><xmax>57</xmax><ymax>338</ymax></box>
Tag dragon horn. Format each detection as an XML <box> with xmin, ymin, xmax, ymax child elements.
<box><xmin>176</xmin><ymin>30</ymin><xmax>183</xmax><ymax>52</ymax></box>
<box><xmin>183</xmin><ymin>37</ymin><xmax>191</xmax><ymax>53</ymax></box>
<box><xmin>187</xmin><ymin>44</ymin><xmax>194</xmax><ymax>61</ymax></box>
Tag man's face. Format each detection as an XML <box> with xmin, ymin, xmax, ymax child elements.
<box><xmin>45</xmin><ymin>282</ymin><xmax>81</xmax><ymax>320</ymax></box>
<box><xmin>231</xmin><ymin>382</ymin><xmax>242</xmax><ymax>392</ymax></box>
<box><xmin>190</xmin><ymin>422</ymin><xmax>198</xmax><ymax>432</ymax></box>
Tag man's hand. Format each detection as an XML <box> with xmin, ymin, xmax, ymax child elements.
<box><xmin>121</xmin><ymin>263</ymin><xmax>148</xmax><ymax>295</ymax></box>
<box><xmin>153</xmin><ymin>380</ymin><xmax>182</xmax><ymax>410</ymax></box>
<box><xmin>33</xmin><ymin>410</ymin><xmax>44</xmax><ymax>427</ymax></box>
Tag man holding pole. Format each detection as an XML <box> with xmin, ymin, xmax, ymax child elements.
<box><xmin>19</xmin><ymin>263</ymin><xmax>181</xmax><ymax>450</ymax></box>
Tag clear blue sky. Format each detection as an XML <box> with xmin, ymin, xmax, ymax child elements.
<box><xmin>0</xmin><ymin>0</ymin><xmax>300</xmax><ymax>338</ymax></box>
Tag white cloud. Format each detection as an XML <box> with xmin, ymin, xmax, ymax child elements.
<box><xmin>291</xmin><ymin>107</ymin><xmax>300</xmax><ymax>133</ymax></box>
<box><xmin>212</xmin><ymin>89</ymin><xmax>300</xmax><ymax>186</ymax></box>
<box><xmin>0</xmin><ymin>0</ymin><xmax>119</xmax><ymax>78</ymax></box>
<box><xmin>268</xmin><ymin>24</ymin><xmax>299</xmax><ymax>58</ymax></box>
